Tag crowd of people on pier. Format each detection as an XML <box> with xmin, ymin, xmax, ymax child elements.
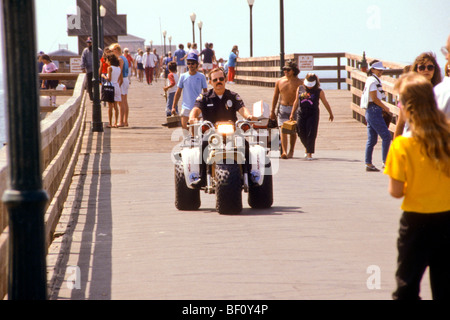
<box><xmin>41</xmin><ymin>32</ymin><xmax>449</xmax><ymax>300</ymax></box>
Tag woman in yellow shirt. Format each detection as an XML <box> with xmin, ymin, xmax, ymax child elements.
<box><xmin>384</xmin><ymin>72</ymin><xmax>450</xmax><ymax>300</ymax></box>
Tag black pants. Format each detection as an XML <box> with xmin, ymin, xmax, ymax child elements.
<box><xmin>296</xmin><ymin>106</ymin><xmax>319</xmax><ymax>154</ymax></box>
<box><xmin>86</xmin><ymin>72</ymin><xmax>93</xmax><ymax>100</ymax></box>
<box><xmin>393</xmin><ymin>210</ymin><xmax>450</xmax><ymax>300</ymax></box>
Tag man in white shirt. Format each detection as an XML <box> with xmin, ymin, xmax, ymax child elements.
<box><xmin>434</xmin><ymin>34</ymin><xmax>450</xmax><ymax>118</ymax></box>
<box><xmin>142</xmin><ymin>47</ymin><xmax>158</xmax><ymax>85</ymax></box>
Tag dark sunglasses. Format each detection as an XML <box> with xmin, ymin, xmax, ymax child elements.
<box><xmin>417</xmin><ymin>64</ymin><xmax>435</xmax><ymax>71</ymax></box>
<box><xmin>187</xmin><ymin>62</ymin><xmax>197</xmax><ymax>66</ymax></box>
<box><xmin>212</xmin><ymin>77</ymin><xmax>225</xmax><ymax>83</ymax></box>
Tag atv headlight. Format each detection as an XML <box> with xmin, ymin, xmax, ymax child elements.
<box><xmin>216</xmin><ymin>123</ymin><xmax>234</xmax><ymax>135</ymax></box>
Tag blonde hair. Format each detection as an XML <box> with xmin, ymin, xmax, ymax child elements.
<box><xmin>395</xmin><ymin>72</ymin><xmax>450</xmax><ymax>175</ymax></box>
<box><xmin>109</xmin><ymin>43</ymin><xmax>122</xmax><ymax>53</ymax></box>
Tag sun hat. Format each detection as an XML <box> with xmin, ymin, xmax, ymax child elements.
<box><xmin>371</xmin><ymin>61</ymin><xmax>386</xmax><ymax>70</ymax></box>
<box><xmin>304</xmin><ymin>78</ymin><xmax>316</xmax><ymax>87</ymax></box>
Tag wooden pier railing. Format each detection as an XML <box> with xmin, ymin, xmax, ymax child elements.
<box><xmin>345</xmin><ymin>53</ymin><xmax>406</xmax><ymax>133</ymax></box>
<box><xmin>0</xmin><ymin>73</ymin><xmax>87</xmax><ymax>299</ymax></box>
<box><xmin>235</xmin><ymin>53</ymin><xmax>347</xmax><ymax>89</ymax></box>
<box><xmin>235</xmin><ymin>52</ymin><xmax>407</xmax><ymax>133</ymax></box>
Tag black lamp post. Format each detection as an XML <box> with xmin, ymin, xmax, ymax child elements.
<box><xmin>279</xmin><ymin>0</ymin><xmax>285</xmax><ymax>76</ymax></box>
<box><xmin>1</xmin><ymin>0</ymin><xmax>48</xmax><ymax>299</ymax></box>
<box><xmin>247</xmin><ymin>0</ymin><xmax>254</xmax><ymax>57</ymax></box>
<box><xmin>190</xmin><ymin>13</ymin><xmax>196</xmax><ymax>43</ymax></box>
<box><xmin>91</xmin><ymin>0</ymin><xmax>103</xmax><ymax>132</ymax></box>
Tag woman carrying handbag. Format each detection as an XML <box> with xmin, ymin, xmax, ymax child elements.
<box><xmin>360</xmin><ymin>60</ymin><xmax>392</xmax><ymax>172</ymax></box>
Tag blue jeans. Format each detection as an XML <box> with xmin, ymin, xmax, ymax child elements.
<box><xmin>166</xmin><ymin>91</ymin><xmax>178</xmax><ymax>116</ymax></box>
<box><xmin>365</xmin><ymin>103</ymin><xmax>392</xmax><ymax>164</ymax></box>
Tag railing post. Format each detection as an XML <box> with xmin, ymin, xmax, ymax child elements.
<box><xmin>1</xmin><ymin>0</ymin><xmax>48</xmax><ymax>299</ymax></box>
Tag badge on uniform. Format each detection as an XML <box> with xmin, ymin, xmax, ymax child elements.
<box><xmin>226</xmin><ymin>100</ymin><xmax>233</xmax><ymax>110</ymax></box>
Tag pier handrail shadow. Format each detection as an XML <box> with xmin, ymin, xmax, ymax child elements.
<box><xmin>0</xmin><ymin>73</ymin><xmax>87</xmax><ymax>299</ymax></box>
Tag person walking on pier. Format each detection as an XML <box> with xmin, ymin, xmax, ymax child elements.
<box><xmin>360</xmin><ymin>60</ymin><xmax>392</xmax><ymax>171</ymax></box>
<box><xmin>164</xmin><ymin>61</ymin><xmax>179</xmax><ymax>117</ymax></box>
<box><xmin>143</xmin><ymin>47</ymin><xmax>157</xmax><ymax>85</ymax></box>
<box><xmin>135</xmin><ymin>49</ymin><xmax>144</xmax><ymax>82</ymax></box>
<box><xmin>102</xmin><ymin>53</ymin><xmax>122</xmax><ymax>128</ymax></box>
<box><xmin>384</xmin><ymin>72</ymin><xmax>450</xmax><ymax>300</ymax></box>
<box><xmin>111</xmin><ymin>43</ymin><xmax>130</xmax><ymax>127</ymax></box>
<box><xmin>435</xmin><ymin>34</ymin><xmax>450</xmax><ymax>118</ymax></box>
<box><xmin>271</xmin><ymin>61</ymin><xmax>303</xmax><ymax>159</ymax></box>
<box><xmin>41</xmin><ymin>54</ymin><xmax>59</xmax><ymax>106</ymax></box>
<box><xmin>200</xmin><ymin>43</ymin><xmax>215</xmax><ymax>78</ymax></box>
<box><xmin>290</xmin><ymin>73</ymin><xmax>333</xmax><ymax>160</ymax></box>
<box><xmin>173</xmin><ymin>44</ymin><xmax>187</xmax><ymax>75</ymax></box>
<box><xmin>227</xmin><ymin>45</ymin><xmax>239</xmax><ymax>84</ymax></box>
<box><xmin>395</xmin><ymin>52</ymin><xmax>442</xmax><ymax>138</ymax></box>
<box><xmin>172</xmin><ymin>53</ymin><xmax>208</xmax><ymax>130</ymax></box>
<box><xmin>81</xmin><ymin>37</ymin><xmax>103</xmax><ymax>101</ymax></box>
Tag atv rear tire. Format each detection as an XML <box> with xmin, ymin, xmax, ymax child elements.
<box><xmin>174</xmin><ymin>161</ymin><xmax>201</xmax><ymax>210</ymax></box>
<box><xmin>248</xmin><ymin>161</ymin><xmax>273</xmax><ymax>209</ymax></box>
<box><xmin>215</xmin><ymin>163</ymin><xmax>242</xmax><ymax>214</ymax></box>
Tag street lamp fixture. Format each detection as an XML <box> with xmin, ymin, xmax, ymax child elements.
<box><xmin>163</xmin><ymin>30</ymin><xmax>167</xmax><ymax>55</ymax></box>
<box><xmin>197</xmin><ymin>21</ymin><xmax>203</xmax><ymax>49</ymax></box>
<box><xmin>190</xmin><ymin>12</ymin><xmax>196</xmax><ymax>43</ymax></box>
<box><xmin>99</xmin><ymin>4</ymin><xmax>106</xmax><ymax>17</ymax></box>
<box><xmin>99</xmin><ymin>5</ymin><xmax>106</xmax><ymax>49</ymax></box>
<box><xmin>168</xmin><ymin>36</ymin><xmax>172</xmax><ymax>52</ymax></box>
<box><xmin>247</xmin><ymin>0</ymin><xmax>255</xmax><ymax>57</ymax></box>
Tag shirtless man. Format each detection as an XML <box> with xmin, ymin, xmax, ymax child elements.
<box><xmin>270</xmin><ymin>61</ymin><xmax>303</xmax><ymax>159</ymax></box>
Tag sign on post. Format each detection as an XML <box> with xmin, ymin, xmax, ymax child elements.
<box><xmin>298</xmin><ymin>55</ymin><xmax>314</xmax><ymax>71</ymax></box>
<box><xmin>70</xmin><ymin>57</ymin><xmax>83</xmax><ymax>73</ymax></box>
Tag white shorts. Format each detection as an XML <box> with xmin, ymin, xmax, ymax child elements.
<box><xmin>180</xmin><ymin>108</ymin><xmax>191</xmax><ymax>117</ymax></box>
<box><xmin>120</xmin><ymin>77</ymin><xmax>129</xmax><ymax>95</ymax></box>
<box><xmin>202</xmin><ymin>63</ymin><xmax>213</xmax><ymax>70</ymax></box>
<box><xmin>177</xmin><ymin>65</ymin><xmax>186</xmax><ymax>74</ymax></box>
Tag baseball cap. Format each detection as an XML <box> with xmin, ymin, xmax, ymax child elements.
<box><xmin>186</xmin><ymin>52</ymin><xmax>198</xmax><ymax>61</ymax></box>
<box><xmin>86</xmin><ymin>37</ymin><xmax>92</xmax><ymax>43</ymax></box>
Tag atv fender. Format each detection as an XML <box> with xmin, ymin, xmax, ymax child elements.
<box><xmin>181</xmin><ymin>147</ymin><xmax>201</xmax><ymax>188</ymax></box>
<box><xmin>249</xmin><ymin>144</ymin><xmax>267</xmax><ymax>186</ymax></box>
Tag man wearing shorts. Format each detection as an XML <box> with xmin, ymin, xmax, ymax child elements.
<box><xmin>200</xmin><ymin>43</ymin><xmax>215</xmax><ymax>78</ymax></box>
<box><xmin>270</xmin><ymin>61</ymin><xmax>303</xmax><ymax>159</ymax></box>
<box><xmin>172</xmin><ymin>52</ymin><xmax>208</xmax><ymax>130</ymax></box>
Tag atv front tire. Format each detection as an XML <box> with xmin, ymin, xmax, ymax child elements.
<box><xmin>215</xmin><ymin>163</ymin><xmax>243</xmax><ymax>214</ymax></box>
<box><xmin>248</xmin><ymin>161</ymin><xmax>273</xmax><ymax>209</ymax></box>
<box><xmin>174</xmin><ymin>161</ymin><xmax>201</xmax><ymax>210</ymax></box>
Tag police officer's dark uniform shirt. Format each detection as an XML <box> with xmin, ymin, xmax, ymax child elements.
<box><xmin>194</xmin><ymin>88</ymin><xmax>245</xmax><ymax>123</ymax></box>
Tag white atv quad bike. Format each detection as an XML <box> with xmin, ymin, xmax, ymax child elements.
<box><xmin>173</xmin><ymin>118</ymin><xmax>274</xmax><ymax>215</ymax></box>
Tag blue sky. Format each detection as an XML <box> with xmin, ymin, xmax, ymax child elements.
<box><xmin>32</xmin><ymin>0</ymin><xmax>449</xmax><ymax>69</ymax></box>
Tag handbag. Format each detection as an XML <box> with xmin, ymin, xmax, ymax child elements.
<box><xmin>101</xmin><ymin>81</ymin><xmax>115</xmax><ymax>102</ymax></box>
<box><xmin>382</xmin><ymin>110</ymin><xmax>393</xmax><ymax>128</ymax></box>
<box><xmin>281</xmin><ymin>120</ymin><xmax>297</xmax><ymax>134</ymax></box>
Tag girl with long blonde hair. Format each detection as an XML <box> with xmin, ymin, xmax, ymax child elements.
<box><xmin>384</xmin><ymin>72</ymin><xmax>450</xmax><ymax>300</ymax></box>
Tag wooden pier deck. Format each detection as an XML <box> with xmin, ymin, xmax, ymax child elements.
<box><xmin>45</xmin><ymin>77</ymin><xmax>432</xmax><ymax>301</ymax></box>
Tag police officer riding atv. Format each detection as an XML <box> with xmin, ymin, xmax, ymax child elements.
<box><xmin>173</xmin><ymin>68</ymin><xmax>274</xmax><ymax>214</ymax></box>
